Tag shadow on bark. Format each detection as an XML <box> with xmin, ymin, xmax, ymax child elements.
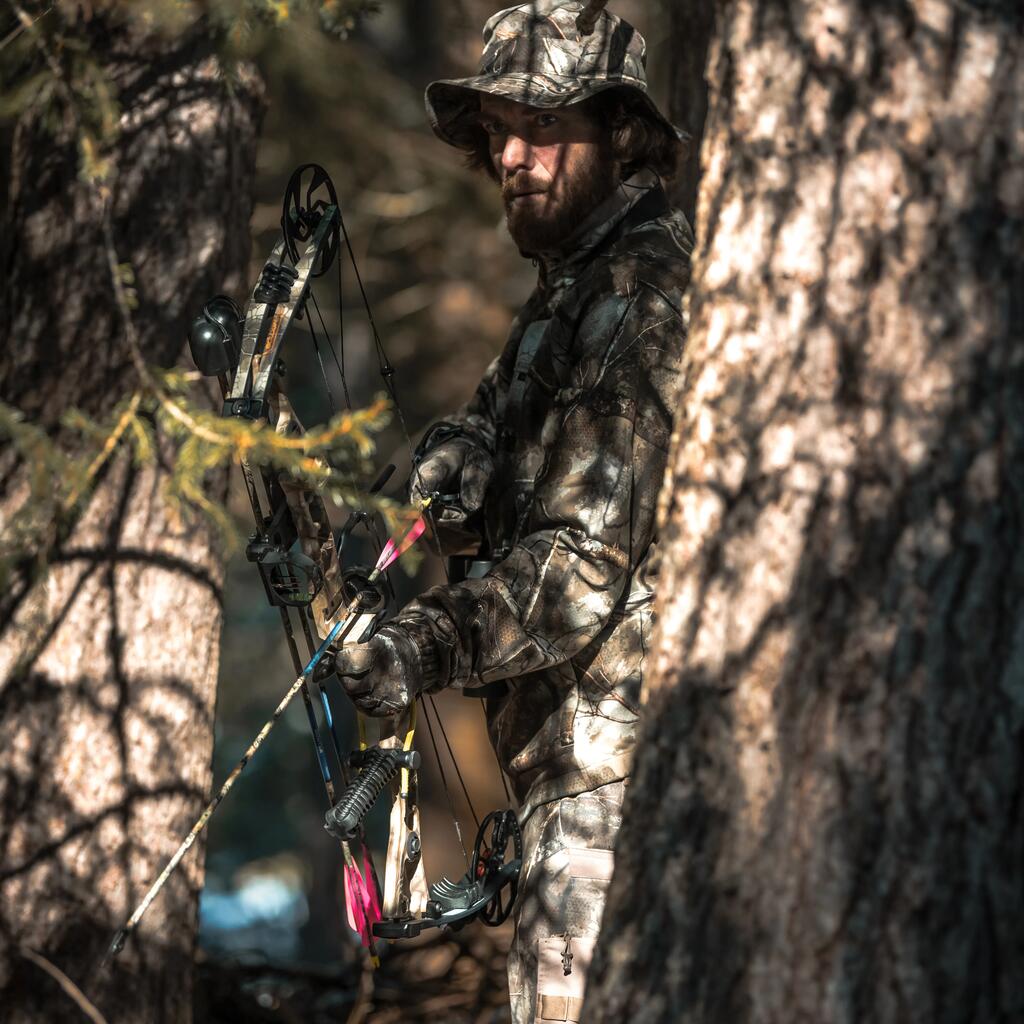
<box><xmin>586</xmin><ymin>1</ymin><xmax>1024</xmax><ymax>1020</ymax></box>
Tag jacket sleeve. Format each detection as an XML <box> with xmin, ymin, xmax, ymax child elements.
<box><xmin>396</xmin><ymin>284</ymin><xmax>685</xmax><ymax>689</ymax></box>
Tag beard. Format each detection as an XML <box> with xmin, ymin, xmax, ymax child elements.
<box><xmin>502</xmin><ymin>149</ymin><xmax>618</xmax><ymax>254</ymax></box>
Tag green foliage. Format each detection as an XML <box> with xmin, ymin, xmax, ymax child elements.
<box><xmin>0</xmin><ymin>403</ymin><xmax>83</xmax><ymax>585</ymax></box>
<box><xmin>155</xmin><ymin>369</ymin><xmax>399</xmax><ymax>537</ymax></box>
<box><xmin>0</xmin><ymin>0</ymin><xmax>409</xmax><ymax>588</ymax></box>
<box><xmin>0</xmin><ymin>376</ymin><xmax>398</xmax><ymax>589</ymax></box>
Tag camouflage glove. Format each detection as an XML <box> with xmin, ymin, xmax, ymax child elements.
<box><xmin>409</xmin><ymin>432</ymin><xmax>493</xmax><ymax>553</ymax></box>
<box><xmin>320</xmin><ymin>623</ymin><xmax>435</xmax><ymax>717</ymax></box>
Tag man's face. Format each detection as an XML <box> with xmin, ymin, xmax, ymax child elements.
<box><xmin>478</xmin><ymin>95</ymin><xmax>618</xmax><ymax>253</ymax></box>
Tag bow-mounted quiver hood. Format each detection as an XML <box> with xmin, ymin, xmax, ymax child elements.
<box><xmin>187</xmin><ymin>295</ymin><xmax>243</xmax><ymax>378</ymax></box>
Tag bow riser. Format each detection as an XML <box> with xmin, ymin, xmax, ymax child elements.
<box><xmin>226</xmin><ymin>209</ymin><xmax>337</xmax><ymax>421</ymax></box>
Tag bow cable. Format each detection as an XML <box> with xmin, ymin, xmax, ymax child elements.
<box><xmin>303</xmin><ymin>193</ymin><xmax>490</xmax><ymax>869</ymax></box>
<box><xmin>279</xmin><ymin>165</ymin><xmax>520</xmax><ymax>933</ymax></box>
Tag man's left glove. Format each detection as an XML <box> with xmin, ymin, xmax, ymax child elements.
<box><xmin>315</xmin><ymin>623</ymin><xmax>429</xmax><ymax>717</ymax></box>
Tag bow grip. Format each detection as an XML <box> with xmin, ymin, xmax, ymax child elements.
<box><xmin>324</xmin><ymin>747</ymin><xmax>421</xmax><ymax>841</ymax></box>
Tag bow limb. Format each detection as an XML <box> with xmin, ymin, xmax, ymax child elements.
<box><xmin>236</xmin><ymin>374</ymin><xmax>385</xmax><ymax>958</ymax></box>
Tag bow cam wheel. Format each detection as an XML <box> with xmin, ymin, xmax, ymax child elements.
<box><xmin>281</xmin><ymin>162</ymin><xmax>340</xmax><ymax>277</ymax></box>
<box><xmin>470</xmin><ymin>809</ymin><xmax>522</xmax><ymax>926</ymax></box>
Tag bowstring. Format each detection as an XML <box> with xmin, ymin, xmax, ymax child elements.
<box><xmin>324</xmin><ymin>196</ymin><xmax>512</xmax><ymax>873</ymax></box>
<box><xmin>424</xmin><ymin>693</ymin><xmax>480</xmax><ymax>834</ymax></box>
<box><xmin>329</xmin><ymin>218</ymin><xmax>481</xmax><ymax>872</ymax></box>
<box><xmin>366</xmin><ymin>514</ymin><xmax>474</xmax><ymax>870</ymax></box>
<box><xmin>302</xmin><ymin>228</ymin><xmax>372</xmax><ymax>800</ymax></box>
<box><xmin>305</xmin><ymin>239</ymin><xmax>365</xmax><ymax>517</ymax></box>
<box><xmin>423</xmin><ymin>484</ymin><xmax>514</xmax><ymax>808</ymax></box>
<box><xmin>420</xmin><ymin>695</ymin><xmax>473</xmax><ymax>871</ymax></box>
<box><xmin>298</xmin><ymin>287</ymin><xmax>354</xmax><ymax>789</ymax></box>
<box><xmin>336</xmin><ymin>209</ymin><xmax>413</xmax><ymax>453</ymax></box>
<box><xmin>334</xmin><ymin>252</ymin><xmax>354</xmax><ymax>413</ymax></box>
<box><xmin>308</xmin><ymin>289</ymin><xmax>347</xmax><ymax>415</ymax></box>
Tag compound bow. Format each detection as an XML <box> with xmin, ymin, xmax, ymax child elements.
<box><xmin>109</xmin><ymin>164</ymin><xmax>520</xmax><ymax>963</ymax></box>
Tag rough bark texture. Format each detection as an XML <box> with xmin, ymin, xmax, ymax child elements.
<box><xmin>0</xmin><ymin>17</ymin><xmax>263</xmax><ymax>1023</ymax></box>
<box><xmin>587</xmin><ymin>1</ymin><xmax>1024</xmax><ymax>1021</ymax></box>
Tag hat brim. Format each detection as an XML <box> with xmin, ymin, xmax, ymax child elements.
<box><xmin>424</xmin><ymin>73</ymin><xmax>686</xmax><ymax>149</ymax></box>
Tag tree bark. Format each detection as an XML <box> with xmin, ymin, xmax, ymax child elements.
<box><xmin>587</xmin><ymin>1</ymin><xmax>1024</xmax><ymax>1021</ymax></box>
<box><xmin>0</xmin><ymin>14</ymin><xmax>263</xmax><ymax>1023</ymax></box>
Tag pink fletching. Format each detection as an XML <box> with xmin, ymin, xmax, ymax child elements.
<box><xmin>374</xmin><ymin>538</ymin><xmax>397</xmax><ymax>573</ymax></box>
<box><xmin>361</xmin><ymin>847</ymin><xmax>382</xmax><ymax>927</ymax></box>
<box><xmin>343</xmin><ymin>851</ymin><xmax>381</xmax><ymax>949</ymax></box>
<box><xmin>375</xmin><ymin>515</ymin><xmax>427</xmax><ymax>573</ymax></box>
<box><xmin>343</xmin><ymin>865</ymin><xmax>365</xmax><ymax>937</ymax></box>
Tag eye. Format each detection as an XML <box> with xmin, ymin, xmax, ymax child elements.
<box><xmin>480</xmin><ymin>119</ymin><xmax>507</xmax><ymax>136</ymax></box>
<box><xmin>535</xmin><ymin>113</ymin><xmax>559</xmax><ymax>128</ymax></box>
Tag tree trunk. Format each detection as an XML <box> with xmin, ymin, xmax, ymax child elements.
<box><xmin>0</xmin><ymin>14</ymin><xmax>263</xmax><ymax>1023</ymax></box>
<box><xmin>587</xmin><ymin>1</ymin><xmax>1024</xmax><ymax>1021</ymax></box>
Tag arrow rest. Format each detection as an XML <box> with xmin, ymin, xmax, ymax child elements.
<box><xmin>340</xmin><ymin>565</ymin><xmax>389</xmax><ymax>613</ymax></box>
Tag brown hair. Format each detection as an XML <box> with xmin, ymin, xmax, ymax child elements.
<box><xmin>459</xmin><ymin>88</ymin><xmax>686</xmax><ymax>184</ymax></box>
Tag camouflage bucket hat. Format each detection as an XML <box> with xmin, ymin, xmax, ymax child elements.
<box><xmin>425</xmin><ymin>1</ymin><xmax>680</xmax><ymax>148</ymax></box>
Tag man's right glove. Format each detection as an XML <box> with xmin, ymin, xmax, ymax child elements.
<box><xmin>409</xmin><ymin>431</ymin><xmax>493</xmax><ymax>554</ymax></box>
<box><xmin>314</xmin><ymin>620</ymin><xmax>443</xmax><ymax>716</ymax></box>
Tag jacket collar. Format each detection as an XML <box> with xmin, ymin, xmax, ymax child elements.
<box><xmin>533</xmin><ymin>169</ymin><xmax>664</xmax><ymax>288</ymax></box>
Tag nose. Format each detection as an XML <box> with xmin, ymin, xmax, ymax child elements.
<box><xmin>500</xmin><ymin>132</ymin><xmax>534</xmax><ymax>176</ymax></box>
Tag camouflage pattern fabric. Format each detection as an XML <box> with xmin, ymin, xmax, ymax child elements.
<box><xmin>507</xmin><ymin>780</ymin><xmax>626</xmax><ymax>1023</ymax></box>
<box><xmin>395</xmin><ymin>170</ymin><xmax>693</xmax><ymax>822</ymax></box>
<box><xmin>321</xmin><ymin>622</ymin><xmax>434</xmax><ymax>716</ymax></box>
<box><xmin>425</xmin><ymin>1</ymin><xmax>681</xmax><ymax>148</ymax></box>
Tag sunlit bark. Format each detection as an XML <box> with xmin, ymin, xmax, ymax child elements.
<box><xmin>587</xmin><ymin>1</ymin><xmax>1024</xmax><ymax>1020</ymax></box>
<box><xmin>0</xmin><ymin>16</ymin><xmax>263</xmax><ymax>1023</ymax></box>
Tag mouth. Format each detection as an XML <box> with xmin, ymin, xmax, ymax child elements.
<box><xmin>508</xmin><ymin>190</ymin><xmax>545</xmax><ymax>203</ymax></box>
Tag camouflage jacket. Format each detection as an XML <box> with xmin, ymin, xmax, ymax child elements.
<box><xmin>398</xmin><ymin>172</ymin><xmax>693</xmax><ymax>820</ymax></box>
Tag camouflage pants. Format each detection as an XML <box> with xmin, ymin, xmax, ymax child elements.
<box><xmin>507</xmin><ymin>780</ymin><xmax>626</xmax><ymax>1024</ymax></box>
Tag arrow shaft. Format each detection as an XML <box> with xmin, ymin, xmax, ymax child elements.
<box><xmin>109</xmin><ymin>602</ymin><xmax>360</xmax><ymax>955</ymax></box>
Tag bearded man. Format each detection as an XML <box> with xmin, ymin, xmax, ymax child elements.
<box><xmin>322</xmin><ymin>3</ymin><xmax>693</xmax><ymax>1020</ymax></box>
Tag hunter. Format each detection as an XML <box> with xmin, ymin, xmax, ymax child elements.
<box><xmin>324</xmin><ymin>2</ymin><xmax>693</xmax><ymax>1020</ymax></box>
